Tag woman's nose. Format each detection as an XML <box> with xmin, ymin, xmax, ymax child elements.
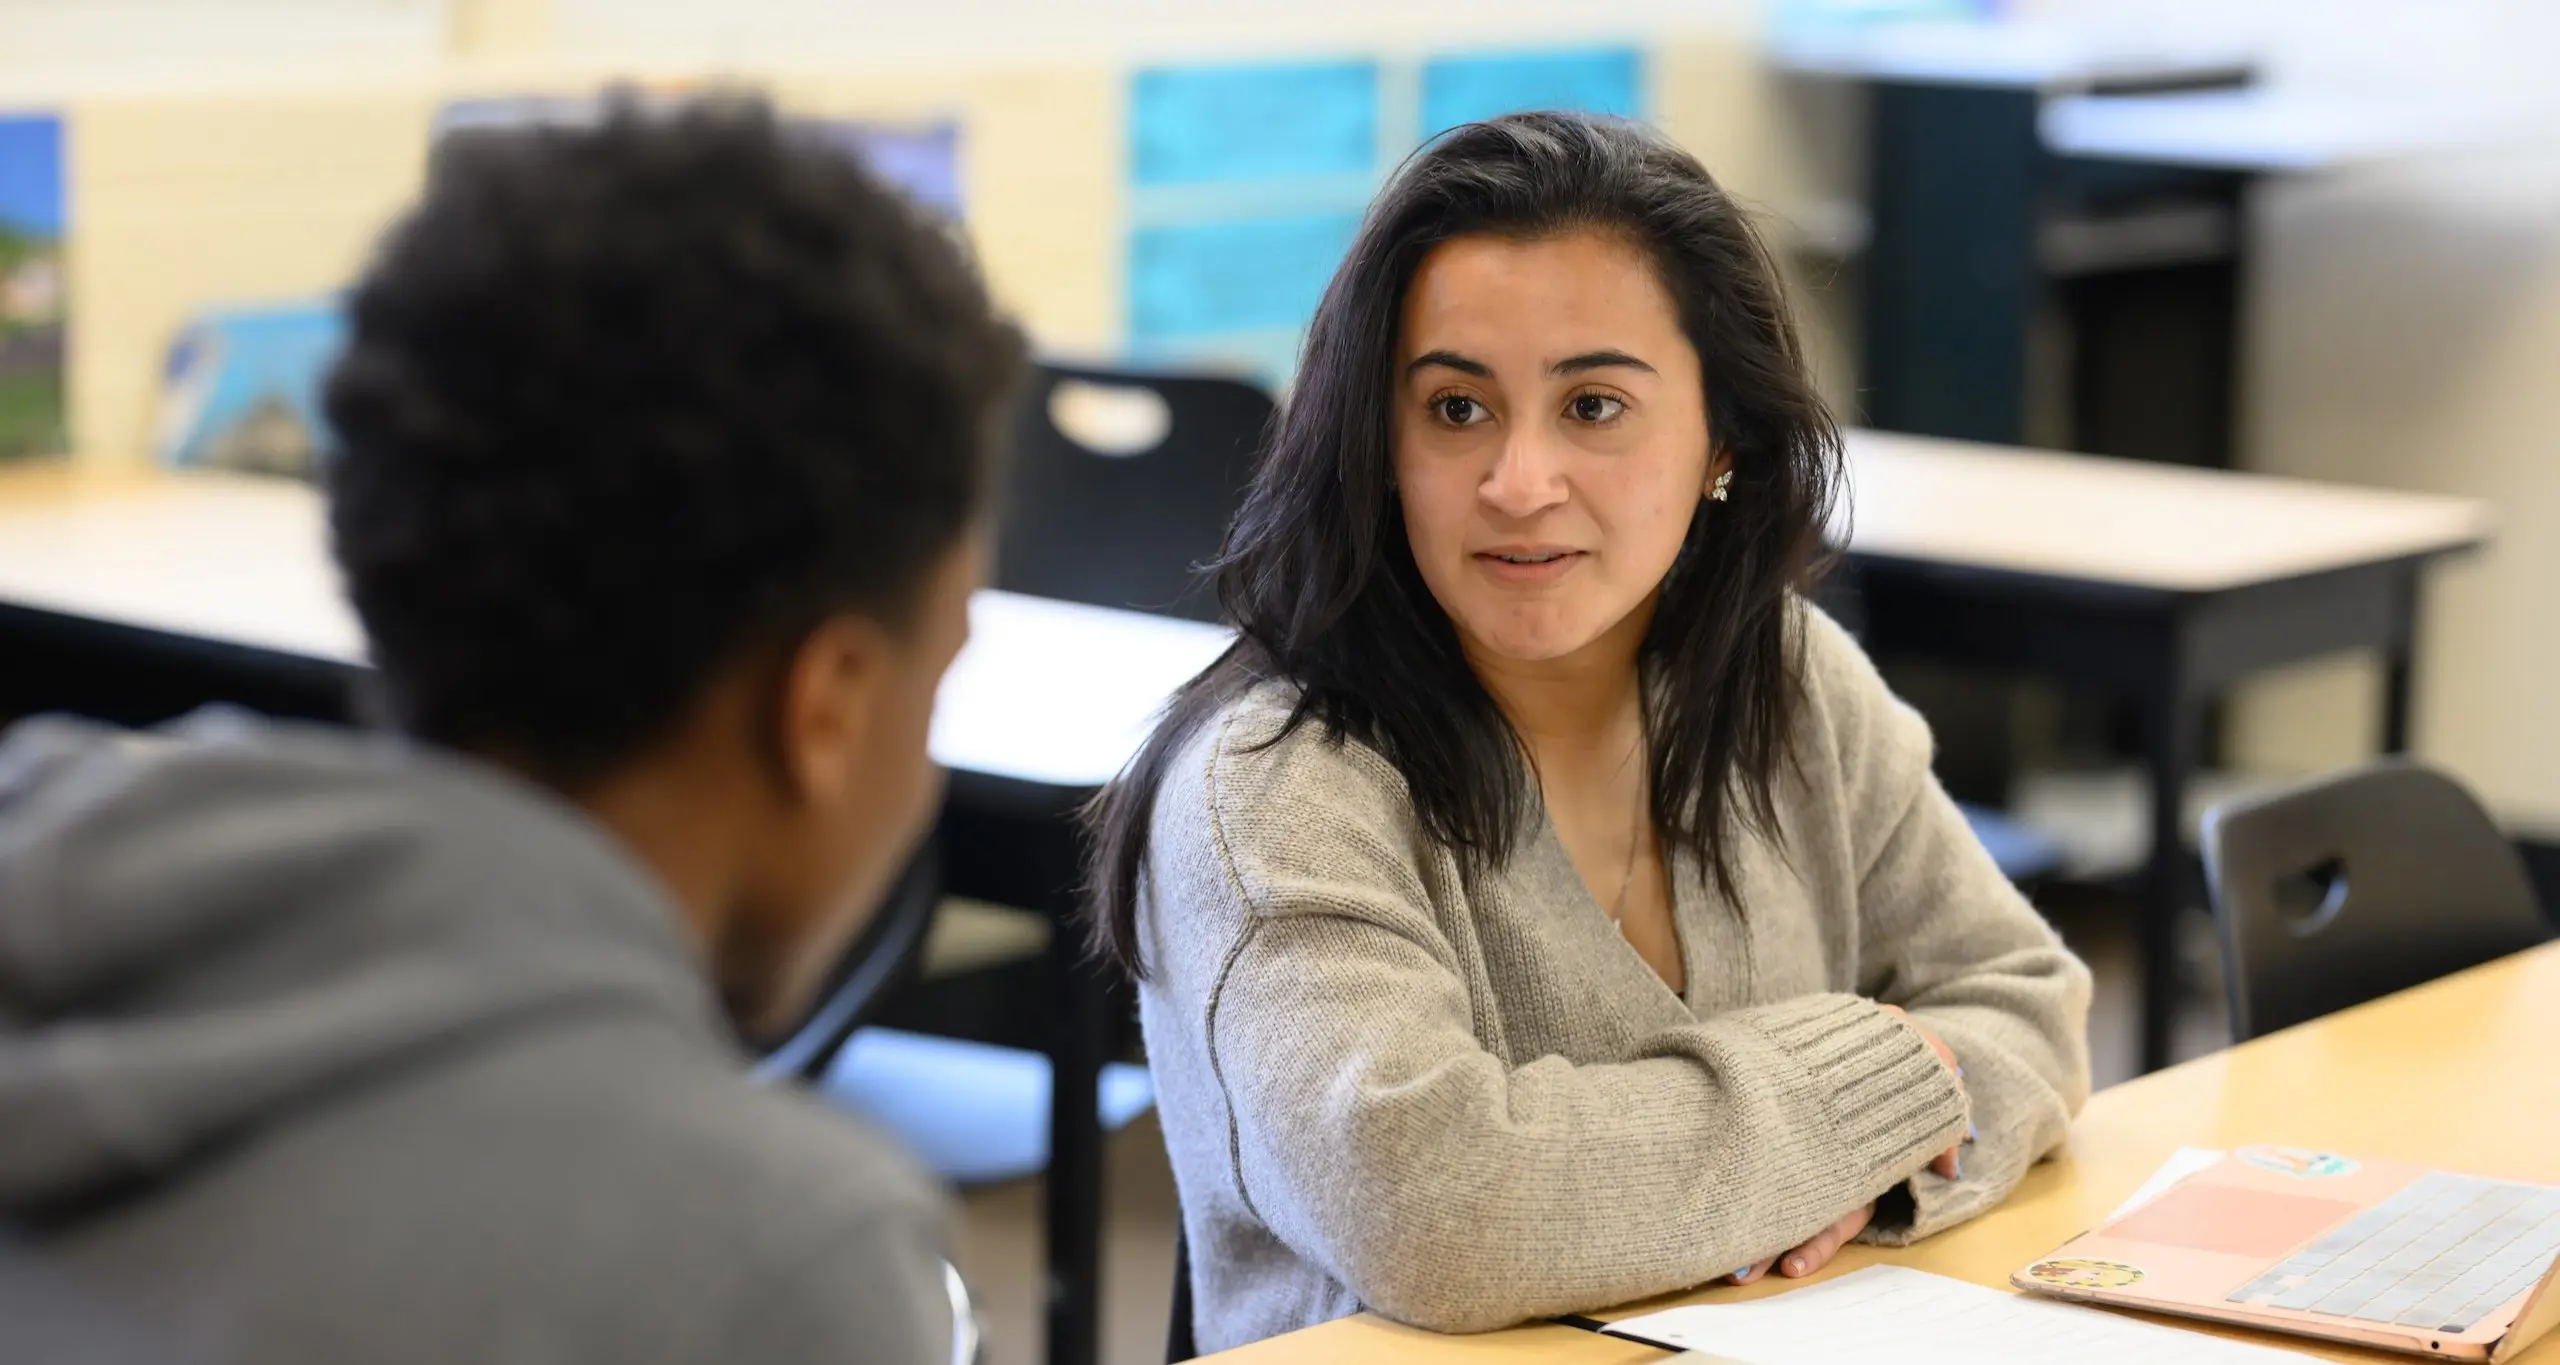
<box><xmin>1479</xmin><ymin>430</ymin><xmax>1568</xmax><ymax>520</ymax></box>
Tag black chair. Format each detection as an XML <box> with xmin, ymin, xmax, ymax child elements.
<box><xmin>1167</xmin><ymin>1227</ymin><xmax>1197</xmax><ymax>1363</ymax></box>
<box><xmin>758</xmin><ymin>837</ymin><xmax>943</xmax><ymax>1083</ymax></box>
<box><xmin>998</xmin><ymin>361</ymin><xmax>1274</xmax><ymax>623</ymax></box>
<box><xmin>2200</xmin><ymin>760</ymin><xmax>2554</xmax><ymax>1042</ymax></box>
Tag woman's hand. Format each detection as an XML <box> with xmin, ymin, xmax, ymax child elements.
<box><xmin>1729</xmin><ymin>1202</ymin><xmax>1874</xmax><ymax>1284</ymax></box>
<box><xmin>1878</xmin><ymin>1003</ymin><xmax>1968</xmax><ymax>1180</ymax></box>
<box><xmin>1723</xmin><ymin>1005</ymin><xmax>1972</xmax><ymax>1289</ymax></box>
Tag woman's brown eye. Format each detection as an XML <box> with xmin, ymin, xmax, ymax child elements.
<box><xmin>1571</xmin><ymin>394</ymin><xmax>1624</xmax><ymax>423</ymax></box>
<box><xmin>1440</xmin><ymin>396</ymin><xmax>1482</xmax><ymax>425</ymax></box>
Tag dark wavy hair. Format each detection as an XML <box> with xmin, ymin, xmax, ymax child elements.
<box><xmin>325</xmin><ymin>95</ymin><xmax>1023</xmax><ymax>780</ymax></box>
<box><xmin>1086</xmin><ymin>111</ymin><xmax>1842</xmax><ymax>977</ymax></box>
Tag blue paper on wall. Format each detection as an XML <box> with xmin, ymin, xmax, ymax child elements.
<box><xmin>1421</xmin><ymin>47</ymin><xmax>1644</xmax><ymax>139</ymax></box>
<box><xmin>1131</xmin><ymin>60</ymin><xmax>1380</xmax><ymax>187</ymax></box>
<box><xmin>1127</xmin><ymin>211</ymin><xmax>1363</xmax><ymax>342</ymax></box>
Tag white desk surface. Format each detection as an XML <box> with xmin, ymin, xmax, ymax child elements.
<box><xmin>1842</xmin><ymin>430</ymin><xmax>2489</xmax><ymax>594</ymax></box>
<box><xmin>0</xmin><ymin>449</ymin><xmax>2489</xmax><ymax>767</ymax></box>
<box><xmin>0</xmin><ymin>466</ymin><xmax>1234</xmax><ymax>791</ymax></box>
<box><xmin>931</xmin><ymin>591</ymin><xmax>1229</xmax><ymax>789</ymax></box>
<box><xmin>2041</xmin><ymin>88</ymin><xmax>2522</xmax><ymax>174</ymax></box>
<box><xmin>1769</xmin><ymin>18</ymin><xmax>2252</xmax><ymax>91</ymax></box>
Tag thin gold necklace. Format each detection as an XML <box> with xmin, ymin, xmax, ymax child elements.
<box><xmin>1608</xmin><ymin>753</ymin><xmax>1646</xmax><ymax>930</ymax></box>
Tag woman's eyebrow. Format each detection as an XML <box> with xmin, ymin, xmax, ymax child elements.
<box><xmin>1405</xmin><ymin>350</ymin><xmax>1492</xmax><ymax>379</ymax></box>
<box><xmin>1550</xmin><ymin>349</ymin><xmax>1656</xmax><ymax>377</ymax></box>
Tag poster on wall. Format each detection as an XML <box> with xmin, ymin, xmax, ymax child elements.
<box><xmin>434</xmin><ymin>95</ymin><xmax>964</xmax><ymax>217</ymax></box>
<box><xmin>0</xmin><ymin>112</ymin><xmax>66</xmax><ymax>461</ymax></box>
<box><xmin>1124</xmin><ymin>46</ymin><xmax>1646</xmax><ymax>391</ymax></box>
<box><xmin>795</xmin><ymin>120</ymin><xmax>964</xmax><ymax>218</ymax></box>
<box><xmin>154</xmin><ymin>300</ymin><xmax>345</xmax><ymax>479</ymax></box>
<box><xmin>150</xmin><ymin>102</ymin><xmax>964</xmax><ymax>482</ymax></box>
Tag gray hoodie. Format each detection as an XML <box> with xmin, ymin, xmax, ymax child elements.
<box><xmin>0</xmin><ymin>710</ymin><xmax>953</xmax><ymax>1365</ymax></box>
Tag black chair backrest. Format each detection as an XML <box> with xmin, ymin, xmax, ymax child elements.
<box><xmin>999</xmin><ymin>361</ymin><xmax>1273</xmax><ymax>623</ymax></box>
<box><xmin>758</xmin><ymin>838</ymin><xmax>942</xmax><ymax>1084</ymax></box>
<box><xmin>2201</xmin><ymin>760</ymin><xmax>2553</xmax><ymax>1042</ymax></box>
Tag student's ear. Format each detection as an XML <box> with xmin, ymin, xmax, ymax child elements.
<box><xmin>1703</xmin><ymin>445</ymin><xmax>1733</xmax><ymax>500</ymax></box>
<box><xmin>772</xmin><ymin>614</ymin><xmax>891</xmax><ymax>809</ymax></box>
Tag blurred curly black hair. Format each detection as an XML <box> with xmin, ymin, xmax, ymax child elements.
<box><xmin>326</xmin><ymin>94</ymin><xmax>1024</xmax><ymax>779</ymax></box>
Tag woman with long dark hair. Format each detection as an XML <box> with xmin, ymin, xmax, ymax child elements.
<box><xmin>1087</xmin><ymin>112</ymin><xmax>2091</xmax><ymax>1351</ymax></box>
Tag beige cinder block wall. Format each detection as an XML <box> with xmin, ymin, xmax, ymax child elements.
<box><xmin>9</xmin><ymin>0</ymin><xmax>1792</xmax><ymax>462</ymax></box>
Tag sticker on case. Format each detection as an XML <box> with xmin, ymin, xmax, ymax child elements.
<box><xmin>2238</xmin><ymin>1146</ymin><xmax>2359</xmax><ymax>1178</ymax></box>
<box><xmin>2025</xmin><ymin>1258</ymin><xmax>2147</xmax><ymax>1290</ymax></box>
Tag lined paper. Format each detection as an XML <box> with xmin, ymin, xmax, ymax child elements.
<box><xmin>1606</xmin><ymin>1265</ymin><xmax>2320</xmax><ymax>1365</ymax></box>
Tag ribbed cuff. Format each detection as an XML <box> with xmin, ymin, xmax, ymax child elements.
<box><xmin>1742</xmin><ymin>994</ymin><xmax>1968</xmax><ymax>1183</ymax></box>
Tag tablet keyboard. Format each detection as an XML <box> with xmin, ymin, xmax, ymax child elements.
<box><xmin>2228</xmin><ymin>1172</ymin><xmax>2560</xmax><ymax>1333</ymax></box>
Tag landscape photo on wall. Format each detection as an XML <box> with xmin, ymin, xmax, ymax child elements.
<box><xmin>0</xmin><ymin>112</ymin><xmax>65</xmax><ymax>460</ymax></box>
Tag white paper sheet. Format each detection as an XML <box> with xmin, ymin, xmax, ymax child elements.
<box><xmin>2108</xmin><ymin>1145</ymin><xmax>2229</xmax><ymax>1220</ymax></box>
<box><xmin>1605</xmin><ymin>1265</ymin><xmax>2320</xmax><ymax>1365</ymax></box>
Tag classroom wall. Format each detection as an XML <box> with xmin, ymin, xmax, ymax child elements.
<box><xmin>547</xmin><ymin>0</ymin><xmax>1757</xmax><ymax>64</ymax></box>
<box><xmin>1</xmin><ymin>0</ymin><xmax>1805</xmax><ymax>471</ymax></box>
<box><xmin>12</xmin><ymin>0</ymin><xmax>2558</xmax><ymax>826</ymax></box>
<box><xmin>2024</xmin><ymin>0</ymin><xmax>2560</xmax><ymax>831</ymax></box>
<box><xmin>0</xmin><ymin>0</ymin><xmax>446</xmax><ymax>79</ymax></box>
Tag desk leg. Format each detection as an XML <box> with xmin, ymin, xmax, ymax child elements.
<box><xmin>2138</xmin><ymin>686</ymin><xmax>2203</xmax><ymax>1074</ymax></box>
<box><xmin>2381</xmin><ymin>562</ymin><xmax>2420</xmax><ymax>755</ymax></box>
<box><xmin>2381</xmin><ymin>652</ymin><xmax>2415</xmax><ymax>756</ymax></box>
<box><xmin>1045</xmin><ymin>912</ymin><xmax>1107</xmax><ymax>1365</ymax></box>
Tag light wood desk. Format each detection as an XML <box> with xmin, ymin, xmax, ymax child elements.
<box><xmin>1840</xmin><ymin>430</ymin><xmax>2488</xmax><ymax>1072</ymax></box>
<box><xmin>0</xmin><ymin>462</ymin><xmax>1233</xmax><ymax>1365</ymax></box>
<box><xmin>1208</xmin><ymin>943</ymin><xmax>2560</xmax><ymax>1364</ymax></box>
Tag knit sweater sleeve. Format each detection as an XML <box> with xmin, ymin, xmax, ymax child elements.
<box><xmin>1155</xmin><ymin>704</ymin><xmax>1969</xmax><ymax>1335</ymax></box>
<box><xmin>1794</xmin><ymin>607</ymin><xmax>2096</xmax><ymax>1245</ymax></box>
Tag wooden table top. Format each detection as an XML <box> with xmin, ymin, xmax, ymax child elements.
<box><xmin>1206</xmin><ymin>943</ymin><xmax>2560</xmax><ymax>1364</ymax></box>
<box><xmin>1843</xmin><ymin>430</ymin><xmax>2489</xmax><ymax>594</ymax></box>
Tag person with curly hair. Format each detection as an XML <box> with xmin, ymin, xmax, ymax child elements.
<box><xmin>0</xmin><ymin>96</ymin><xmax>1021</xmax><ymax>1365</ymax></box>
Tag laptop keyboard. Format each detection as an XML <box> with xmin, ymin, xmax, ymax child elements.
<box><xmin>2227</xmin><ymin>1172</ymin><xmax>2560</xmax><ymax>1334</ymax></box>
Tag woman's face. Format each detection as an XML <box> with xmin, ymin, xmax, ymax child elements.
<box><xmin>1392</xmin><ymin>229</ymin><xmax>1718</xmax><ymax>669</ymax></box>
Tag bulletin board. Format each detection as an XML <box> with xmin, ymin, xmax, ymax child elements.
<box><xmin>1124</xmin><ymin>45</ymin><xmax>1645</xmax><ymax>389</ymax></box>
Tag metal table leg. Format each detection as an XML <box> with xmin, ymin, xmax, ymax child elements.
<box><xmin>2379</xmin><ymin>562</ymin><xmax>2421</xmax><ymax>755</ymax></box>
<box><xmin>1043</xmin><ymin>887</ymin><xmax>1107</xmax><ymax>1365</ymax></box>
<box><xmin>2139</xmin><ymin>675</ymin><xmax>2204</xmax><ymax>1074</ymax></box>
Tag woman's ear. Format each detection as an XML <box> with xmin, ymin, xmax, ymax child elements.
<box><xmin>1704</xmin><ymin>446</ymin><xmax>1733</xmax><ymax>500</ymax></box>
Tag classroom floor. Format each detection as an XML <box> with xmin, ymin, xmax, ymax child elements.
<box><xmin>950</xmin><ymin>890</ymin><xmax>2233</xmax><ymax>1365</ymax></box>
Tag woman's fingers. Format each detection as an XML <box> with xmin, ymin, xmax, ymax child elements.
<box><xmin>1779</xmin><ymin>1203</ymin><xmax>1876</xmax><ymax>1278</ymax></box>
<box><xmin>1737</xmin><ymin>1199</ymin><xmax>1887</xmax><ymax>1288</ymax></box>
<box><xmin>1880</xmin><ymin>1002</ymin><xmax>1974</xmax><ymax>1168</ymax></box>
<box><xmin>1875</xmin><ymin>1003</ymin><xmax>1963</xmax><ymax>1077</ymax></box>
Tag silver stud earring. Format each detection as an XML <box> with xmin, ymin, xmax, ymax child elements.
<box><xmin>1710</xmin><ymin>469</ymin><xmax>1733</xmax><ymax>502</ymax></box>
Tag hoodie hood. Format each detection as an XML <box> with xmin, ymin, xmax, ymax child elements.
<box><xmin>0</xmin><ymin>710</ymin><xmax>729</xmax><ymax>1217</ymax></box>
